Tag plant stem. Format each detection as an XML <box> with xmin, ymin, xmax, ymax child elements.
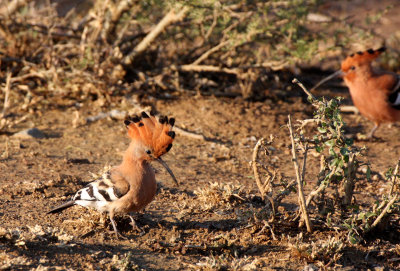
<box><xmin>288</xmin><ymin>115</ymin><xmax>312</xmax><ymax>232</ymax></box>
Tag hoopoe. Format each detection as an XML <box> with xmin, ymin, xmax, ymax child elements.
<box><xmin>313</xmin><ymin>47</ymin><xmax>400</xmax><ymax>138</ymax></box>
<box><xmin>48</xmin><ymin>111</ymin><xmax>178</xmax><ymax>238</ymax></box>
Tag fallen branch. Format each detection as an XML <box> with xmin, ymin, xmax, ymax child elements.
<box><xmin>174</xmin><ymin>126</ymin><xmax>206</xmax><ymax>141</ymax></box>
<box><xmin>288</xmin><ymin>115</ymin><xmax>312</xmax><ymax>232</ymax></box>
<box><xmin>340</xmin><ymin>105</ymin><xmax>359</xmax><ymax>114</ymax></box>
<box><xmin>178</xmin><ymin>64</ymin><xmax>239</xmax><ymax>75</ymax></box>
<box><xmin>123</xmin><ymin>6</ymin><xmax>189</xmax><ymax>65</ymax></box>
<box><xmin>192</xmin><ymin>40</ymin><xmax>230</xmax><ymax>65</ymax></box>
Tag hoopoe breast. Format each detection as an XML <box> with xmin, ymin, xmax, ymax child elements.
<box><xmin>110</xmin><ymin>162</ymin><xmax>157</xmax><ymax>214</ymax></box>
<box><xmin>346</xmin><ymin>78</ymin><xmax>400</xmax><ymax>124</ymax></box>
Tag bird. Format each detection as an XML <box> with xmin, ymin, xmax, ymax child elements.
<box><xmin>48</xmin><ymin>111</ymin><xmax>178</xmax><ymax>238</ymax></box>
<box><xmin>312</xmin><ymin>47</ymin><xmax>400</xmax><ymax>138</ymax></box>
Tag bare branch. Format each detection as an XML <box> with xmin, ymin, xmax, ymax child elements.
<box><xmin>306</xmin><ymin>167</ymin><xmax>337</xmax><ymax>207</ymax></box>
<box><xmin>178</xmin><ymin>64</ymin><xmax>239</xmax><ymax>75</ymax></box>
<box><xmin>389</xmin><ymin>159</ymin><xmax>400</xmax><ymax>196</ymax></box>
<box><xmin>292</xmin><ymin>78</ymin><xmax>316</xmax><ymax>101</ymax></box>
<box><xmin>1</xmin><ymin>73</ymin><xmax>11</xmax><ymax>118</ymax></box>
<box><xmin>192</xmin><ymin>40</ymin><xmax>230</xmax><ymax>65</ymax></box>
<box><xmin>288</xmin><ymin>115</ymin><xmax>312</xmax><ymax>232</ymax></box>
<box><xmin>370</xmin><ymin>194</ymin><xmax>398</xmax><ymax>230</ymax></box>
<box><xmin>123</xmin><ymin>6</ymin><xmax>189</xmax><ymax>65</ymax></box>
<box><xmin>252</xmin><ymin>138</ymin><xmax>266</xmax><ymax>200</ymax></box>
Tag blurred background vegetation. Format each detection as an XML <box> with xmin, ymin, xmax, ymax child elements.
<box><xmin>0</xmin><ymin>0</ymin><xmax>399</xmax><ymax>121</ymax></box>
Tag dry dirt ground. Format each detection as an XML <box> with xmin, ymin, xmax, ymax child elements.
<box><xmin>1</xmin><ymin>92</ymin><xmax>400</xmax><ymax>270</ymax></box>
<box><xmin>2</xmin><ymin>1</ymin><xmax>400</xmax><ymax>270</ymax></box>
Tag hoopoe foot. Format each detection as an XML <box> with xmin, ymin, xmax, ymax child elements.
<box><xmin>110</xmin><ymin>217</ymin><xmax>128</xmax><ymax>240</ymax></box>
<box><xmin>128</xmin><ymin>215</ymin><xmax>142</xmax><ymax>232</ymax></box>
<box><xmin>115</xmin><ymin>231</ymin><xmax>128</xmax><ymax>240</ymax></box>
<box><xmin>367</xmin><ymin>124</ymin><xmax>379</xmax><ymax>140</ymax></box>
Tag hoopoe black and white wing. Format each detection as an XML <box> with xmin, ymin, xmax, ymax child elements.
<box><xmin>388</xmin><ymin>75</ymin><xmax>400</xmax><ymax>109</ymax></box>
<box><xmin>48</xmin><ymin>170</ymin><xmax>127</xmax><ymax>214</ymax></box>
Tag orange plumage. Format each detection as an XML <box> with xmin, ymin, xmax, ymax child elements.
<box><xmin>314</xmin><ymin>47</ymin><xmax>400</xmax><ymax>138</ymax></box>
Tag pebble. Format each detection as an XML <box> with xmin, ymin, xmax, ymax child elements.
<box><xmin>13</xmin><ymin>128</ymin><xmax>45</xmax><ymax>139</ymax></box>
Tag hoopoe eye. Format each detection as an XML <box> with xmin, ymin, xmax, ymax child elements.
<box><xmin>350</xmin><ymin>66</ymin><xmax>356</xmax><ymax>71</ymax></box>
<box><xmin>146</xmin><ymin>150</ymin><xmax>151</xmax><ymax>155</ymax></box>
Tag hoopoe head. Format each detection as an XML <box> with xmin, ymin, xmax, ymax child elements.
<box><xmin>340</xmin><ymin>47</ymin><xmax>386</xmax><ymax>82</ymax></box>
<box><xmin>124</xmin><ymin>111</ymin><xmax>178</xmax><ymax>185</ymax></box>
<box><xmin>311</xmin><ymin>47</ymin><xmax>386</xmax><ymax>91</ymax></box>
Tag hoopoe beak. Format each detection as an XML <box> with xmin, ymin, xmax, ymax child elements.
<box><xmin>156</xmin><ymin>157</ymin><xmax>179</xmax><ymax>186</ymax></box>
<box><xmin>311</xmin><ymin>70</ymin><xmax>344</xmax><ymax>91</ymax></box>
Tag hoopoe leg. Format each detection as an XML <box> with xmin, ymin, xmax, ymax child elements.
<box><xmin>109</xmin><ymin>213</ymin><xmax>127</xmax><ymax>240</ymax></box>
<box><xmin>368</xmin><ymin>123</ymin><xmax>379</xmax><ymax>139</ymax></box>
<box><xmin>128</xmin><ymin>213</ymin><xmax>142</xmax><ymax>232</ymax></box>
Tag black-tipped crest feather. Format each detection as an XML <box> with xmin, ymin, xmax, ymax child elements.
<box><xmin>168</xmin><ymin>118</ymin><xmax>175</xmax><ymax>127</ymax></box>
<box><xmin>167</xmin><ymin>131</ymin><xmax>175</xmax><ymax>139</ymax></box>
<box><xmin>132</xmin><ymin>115</ymin><xmax>141</xmax><ymax>123</ymax></box>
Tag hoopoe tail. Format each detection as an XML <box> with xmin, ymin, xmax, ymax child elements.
<box><xmin>47</xmin><ymin>201</ymin><xmax>75</xmax><ymax>214</ymax></box>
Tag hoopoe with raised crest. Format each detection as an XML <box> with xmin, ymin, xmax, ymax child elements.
<box><xmin>313</xmin><ymin>47</ymin><xmax>400</xmax><ymax>138</ymax></box>
<box><xmin>48</xmin><ymin>111</ymin><xmax>178</xmax><ymax>238</ymax></box>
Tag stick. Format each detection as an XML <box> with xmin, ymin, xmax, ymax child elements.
<box><xmin>123</xmin><ymin>6</ymin><xmax>188</xmax><ymax>65</ymax></box>
<box><xmin>178</xmin><ymin>64</ymin><xmax>239</xmax><ymax>75</ymax></box>
<box><xmin>105</xmin><ymin>0</ymin><xmax>134</xmax><ymax>39</ymax></box>
<box><xmin>1</xmin><ymin>73</ymin><xmax>11</xmax><ymax>118</ymax></box>
<box><xmin>292</xmin><ymin>78</ymin><xmax>316</xmax><ymax>101</ymax></box>
<box><xmin>288</xmin><ymin>115</ymin><xmax>312</xmax><ymax>232</ymax></box>
<box><xmin>192</xmin><ymin>40</ymin><xmax>230</xmax><ymax>65</ymax></box>
<box><xmin>174</xmin><ymin>126</ymin><xmax>206</xmax><ymax>141</ymax></box>
<box><xmin>370</xmin><ymin>194</ymin><xmax>398</xmax><ymax>229</ymax></box>
<box><xmin>305</xmin><ymin>167</ymin><xmax>336</xmax><ymax>207</ymax></box>
<box><xmin>340</xmin><ymin>105</ymin><xmax>359</xmax><ymax>114</ymax></box>
<box><xmin>389</xmin><ymin>159</ymin><xmax>400</xmax><ymax>196</ymax></box>
<box><xmin>252</xmin><ymin>138</ymin><xmax>265</xmax><ymax>200</ymax></box>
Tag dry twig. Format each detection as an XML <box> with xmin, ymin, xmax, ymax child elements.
<box><xmin>123</xmin><ymin>6</ymin><xmax>189</xmax><ymax>65</ymax></box>
<box><xmin>192</xmin><ymin>40</ymin><xmax>230</xmax><ymax>65</ymax></box>
<box><xmin>389</xmin><ymin>159</ymin><xmax>400</xmax><ymax>196</ymax></box>
<box><xmin>1</xmin><ymin>73</ymin><xmax>11</xmax><ymax>119</ymax></box>
<box><xmin>178</xmin><ymin>64</ymin><xmax>239</xmax><ymax>75</ymax></box>
<box><xmin>370</xmin><ymin>194</ymin><xmax>398</xmax><ymax>230</ymax></box>
<box><xmin>252</xmin><ymin>138</ymin><xmax>266</xmax><ymax>200</ymax></box>
<box><xmin>288</xmin><ymin>115</ymin><xmax>312</xmax><ymax>232</ymax></box>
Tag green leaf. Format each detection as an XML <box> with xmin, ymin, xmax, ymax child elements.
<box><xmin>315</xmin><ymin>145</ymin><xmax>323</xmax><ymax>153</ymax></box>
<box><xmin>366</xmin><ymin>166</ymin><xmax>371</xmax><ymax>180</ymax></box>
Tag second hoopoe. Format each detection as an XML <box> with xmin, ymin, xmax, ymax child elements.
<box><xmin>313</xmin><ymin>47</ymin><xmax>400</xmax><ymax>138</ymax></box>
<box><xmin>48</xmin><ymin>111</ymin><xmax>177</xmax><ymax>238</ymax></box>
